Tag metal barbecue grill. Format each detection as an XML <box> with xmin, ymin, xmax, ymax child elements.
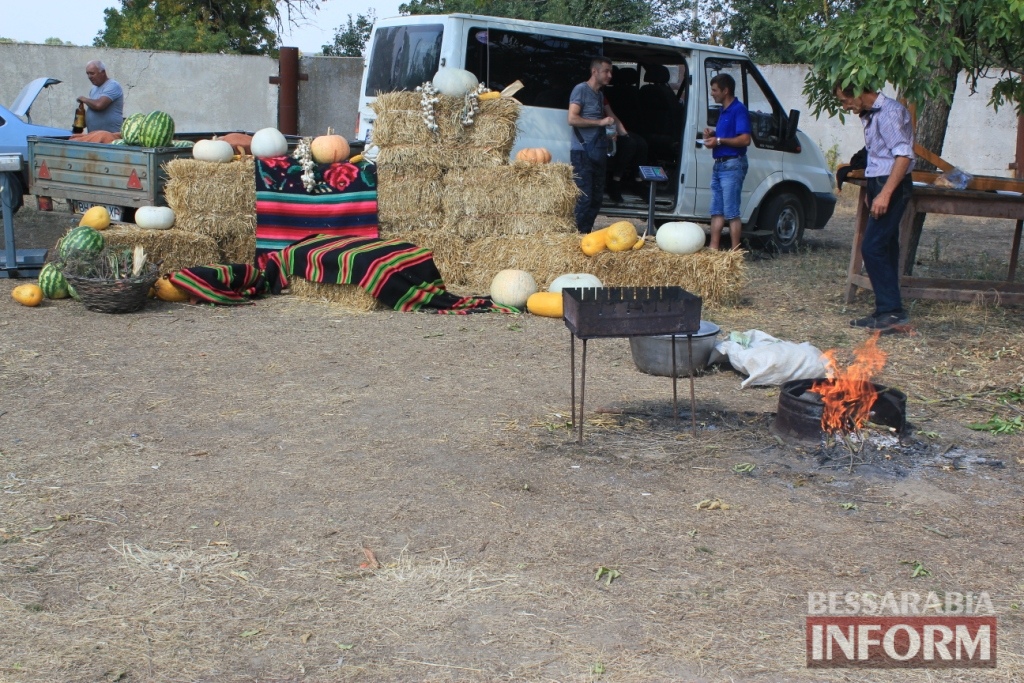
<box><xmin>562</xmin><ymin>286</ymin><xmax>703</xmax><ymax>442</ymax></box>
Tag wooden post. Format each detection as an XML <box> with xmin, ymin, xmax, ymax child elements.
<box><xmin>268</xmin><ymin>47</ymin><xmax>308</xmax><ymax>135</ymax></box>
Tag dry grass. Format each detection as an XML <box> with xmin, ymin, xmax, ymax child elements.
<box><xmin>101</xmin><ymin>226</ymin><xmax>221</xmax><ymax>274</ymax></box>
<box><xmin>376</xmin><ymin>163</ymin><xmax>446</xmax><ymax>234</ymax></box>
<box><xmin>287</xmin><ymin>276</ymin><xmax>384</xmax><ymax>311</ymax></box>
<box><xmin>440</xmin><ymin>163</ymin><xmax>579</xmax><ymax>238</ymax></box>
<box><xmin>163</xmin><ymin>157</ymin><xmax>257</xmax><ymax>263</ymax></box>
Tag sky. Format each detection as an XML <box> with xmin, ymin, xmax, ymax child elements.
<box><xmin>0</xmin><ymin>0</ymin><xmax>402</xmax><ymax>54</ymax></box>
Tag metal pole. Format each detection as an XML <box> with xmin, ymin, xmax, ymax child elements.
<box><xmin>277</xmin><ymin>47</ymin><xmax>300</xmax><ymax>135</ymax></box>
<box><xmin>688</xmin><ymin>335</ymin><xmax>697</xmax><ymax>437</ymax></box>
<box><xmin>578</xmin><ymin>339</ymin><xmax>588</xmax><ymax>444</ymax></box>
<box><xmin>671</xmin><ymin>335</ymin><xmax>678</xmax><ymax>423</ymax></box>
<box><xmin>1</xmin><ymin>173</ymin><xmax>17</xmax><ymax>276</ymax></box>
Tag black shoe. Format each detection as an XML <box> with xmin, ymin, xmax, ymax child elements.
<box><xmin>849</xmin><ymin>313</ymin><xmax>878</xmax><ymax>328</ymax></box>
<box><xmin>866</xmin><ymin>311</ymin><xmax>910</xmax><ymax>333</ymax></box>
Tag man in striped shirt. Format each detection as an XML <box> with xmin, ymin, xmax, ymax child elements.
<box><xmin>834</xmin><ymin>83</ymin><xmax>915</xmax><ymax>333</ymax></box>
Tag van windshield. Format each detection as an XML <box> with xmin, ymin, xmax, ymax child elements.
<box><xmin>365</xmin><ymin>24</ymin><xmax>444</xmax><ymax>95</ymax></box>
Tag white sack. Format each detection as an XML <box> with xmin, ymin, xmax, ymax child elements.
<box><xmin>709</xmin><ymin>329</ymin><xmax>828</xmax><ymax>388</ymax></box>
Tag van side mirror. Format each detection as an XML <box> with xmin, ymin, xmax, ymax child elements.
<box><xmin>786</xmin><ymin>109</ymin><xmax>800</xmax><ymax>140</ymax></box>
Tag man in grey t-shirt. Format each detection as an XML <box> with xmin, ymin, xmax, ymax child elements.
<box><xmin>78</xmin><ymin>61</ymin><xmax>124</xmax><ymax>133</ymax></box>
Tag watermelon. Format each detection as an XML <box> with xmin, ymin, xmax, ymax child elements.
<box><xmin>67</xmin><ymin>283</ymin><xmax>80</xmax><ymax>301</ymax></box>
<box><xmin>139</xmin><ymin>111</ymin><xmax>175</xmax><ymax>148</ymax></box>
<box><xmin>172</xmin><ymin>140</ymin><xmax>194</xmax><ymax>148</ymax></box>
<box><xmin>58</xmin><ymin>226</ymin><xmax>105</xmax><ymax>259</ymax></box>
<box><xmin>111</xmin><ymin>139</ymin><xmax>126</xmax><ymax>145</ymax></box>
<box><xmin>121</xmin><ymin>113</ymin><xmax>146</xmax><ymax>145</ymax></box>
<box><xmin>38</xmin><ymin>263</ymin><xmax>69</xmax><ymax>299</ymax></box>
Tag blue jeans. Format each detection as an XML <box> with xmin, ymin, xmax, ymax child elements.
<box><xmin>709</xmin><ymin>156</ymin><xmax>748</xmax><ymax>220</ymax></box>
<box><xmin>571</xmin><ymin>150</ymin><xmax>606</xmax><ymax>233</ymax></box>
<box><xmin>863</xmin><ymin>174</ymin><xmax>913</xmax><ymax>315</ymax></box>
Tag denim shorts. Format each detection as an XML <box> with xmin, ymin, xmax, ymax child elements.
<box><xmin>709</xmin><ymin>156</ymin><xmax>748</xmax><ymax>220</ymax></box>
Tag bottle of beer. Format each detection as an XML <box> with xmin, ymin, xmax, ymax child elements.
<box><xmin>72</xmin><ymin>103</ymin><xmax>87</xmax><ymax>134</ymax></box>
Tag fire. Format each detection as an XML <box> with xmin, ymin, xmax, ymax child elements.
<box><xmin>812</xmin><ymin>332</ymin><xmax>887</xmax><ymax>434</ymax></box>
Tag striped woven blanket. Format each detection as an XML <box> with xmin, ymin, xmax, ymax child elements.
<box><xmin>169</xmin><ymin>264</ymin><xmax>270</xmax><ymax>305</ymax></box>
<box><xmin>255</xmin><ymin>156</ymin><xmax>379</xmax><ymax>260</ymax></box>
<box><xmin>261</xmin><ymin>234</ymin><xmax>518</xmax><ymax>314</ymax></box>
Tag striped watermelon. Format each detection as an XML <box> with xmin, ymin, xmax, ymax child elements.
<box><xmin>172</xmin><ymin>140</ymin><xmax>194</xmax><ymax>148</ymax></box>
<box><xmin>58</xmin><ymin>226</ymin><xmax>105</xmax><ymax>259</ymax></box>
<box><xmin>121</xmin><ymin>113</ymin><xmax>146</xmax><ymax>145</ymax></box>
<box><xmin>139</xmin><ymin>111</ymin><xmax>175</xmax><ymax>148</ymax></box>
<box><xmin>111</xmin><ymin>139</ymin><xmax>126</xmax><ymax>145</ymax></box>
<box><xmin>38</xmin><ymin>263</ymin><xmax>69</xmax><ymax>299</ymax></box>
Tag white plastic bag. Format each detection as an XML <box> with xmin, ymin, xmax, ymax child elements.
<box><xmin>709</xmin><ymin>329</ymin><xmax>827</xmax><ymax>388</ymax></box>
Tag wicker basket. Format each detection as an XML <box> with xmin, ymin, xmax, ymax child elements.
<box><xmin>64</xmin><ymin>264</ymin><xmax>160</xmax><ymax>314</ymax></box>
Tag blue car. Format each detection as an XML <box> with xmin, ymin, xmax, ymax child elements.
<box><xmin>1</xmin><ymin>78</ymin><xmax>71</xmax><ymax>212</ymax></box>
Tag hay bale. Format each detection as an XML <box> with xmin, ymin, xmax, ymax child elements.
<box><xmin>371</xmin><ymin>92</ymin><xmax>521</xmax><ymax>168</ymax></box>
<box><xmin>441</xmin><ymin>163</ymin><xmax>578</xmax><ymax>237</ymax></box>
<box><xmin>163</xmin><ymin>157</ymin><xmax>256</xmax><ymax>263</ymax></box>
<box><xmin>376</xmin><ymin>163</ymin><xmax>445</xmax><ymax>235</ymax></box>
<box><xmin>102</xmin><ymin>226</ymin><xmax>221</xmax><ymax>275</ymax></box>
<box><xmin>288</xmin><ymin>277</ymin><xmax>384</xmax><ymax>312</ymax></box>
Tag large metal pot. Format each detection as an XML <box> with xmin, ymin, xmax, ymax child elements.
<box><xmin>629</xmin><ymin>321</ymin><xmax>721</xmax><ymax>377</ymax></box>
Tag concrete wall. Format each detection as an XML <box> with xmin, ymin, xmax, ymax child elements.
<box><xmin>0</xmin><ymin>44</ymin><xmax>363</xmax><ymax>139</ymax></box>
<box><xmin>1</xmin><ymin>44</ymin><xmax>1017</xmax><ymax>177</ymax></box>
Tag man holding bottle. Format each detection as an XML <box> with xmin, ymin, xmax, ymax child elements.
<box><xmin>77</xmin><ymin>60</ymin><xmax>124</xmax><ymax>133</ymax></box>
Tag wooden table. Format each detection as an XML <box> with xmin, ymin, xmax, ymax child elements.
<box><xmin>845</xmin><ymin>177</ymin><xmax>1024</xmax><ymax>305</ymax></box>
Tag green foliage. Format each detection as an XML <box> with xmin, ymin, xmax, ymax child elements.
<box><xmin>799</xmin><ymin>0</ymin><xmax>1024</xmax><ymax>118</ymax></box>
<box><xmin>0</xmin><ymin>37</ymin><xmax>16</xmax><ymax>44</ymax></box>
<box><xmin>44</xmin><ymin>37</ymin><xmax>74</xmax><ymax>46</ymax></box>
<box><xmin>94</xmin><ymin>0</ymin><xmax>317</xmax><ymax>55</ymax></box>
<box><xmin>968</xmin><ymin>415</ymin><xmax>1024</xmax><ymax>435</ymax></box>
<box><xmin>323</xmin><ymin>10</ymin><xmax>376</xmax><ymax>57</ymax></box>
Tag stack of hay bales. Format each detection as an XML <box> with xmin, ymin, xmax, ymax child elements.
<box><xmin>106</xmin><ymin>157</ymin><xmax>256</xmax><ymax>275</ymax></box>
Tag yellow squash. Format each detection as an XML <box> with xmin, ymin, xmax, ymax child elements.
<box><xmin>604</xmin><ymin>221</ymin><xmax>639</xmax><ymax>251</ymax></box>
<box><xmin>153</xmin><ymin>275</ymin><xmax>190</xmax><ymax>302</ymax></box>
<box><xmin>79</xmin><ymin>205</ymin><xmax>111</xmax><ymax>230</ymax></box>
<box><xmin>580</xmin><ymin>229</ymin><xmax>608</xmax><ymax>256</ymax></box>
<box><xmin>11</xmin><ymin>284</ymin><xmax>44</xmax><ymax>307</ymax></box>
<box><xmin>526</xmin><ymin>291</ymin><xmax>563</xmax><ymax>318</ymax></box>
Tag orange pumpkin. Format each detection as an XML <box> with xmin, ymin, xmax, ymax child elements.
<box><xmin>515</xmin><ymin>147</ymin><xmax>552</xmax><ymax>164</ymax></box>
<box><xmin>310</xmin><ymin>128</ymin><xmax>351</xmax><ymax>164</ymax></box>
<box><xmin>153</xmin><ymin>275</ymin><xmax>190</xmax><ymax>302</ymax></box>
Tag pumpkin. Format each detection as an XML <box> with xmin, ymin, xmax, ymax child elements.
<box><xmin>605</xmin><ymin>221</ymin><xmax>639</xmax><ymax>252</ymax></box>
<box><xmin>489</xmin><ymin>269</ymin><xmax>537</xmax><ymax>309</ymax></box>
<box><xmin>478</xmin><ymin>91</ymin><xmax>501</xmax><ymax>101</ymax></box>
<box><xmin>135</xmin><ymin>206</ymin><xmax>176</xmax><ymax>230</ymax></box>
<box><xmin>548</xmin><ymin>273</ymin><xmax>603</xmax><ymax>293</ymax></box>
<box><xmin>432</xmin><ymin>67</ymin><xmax>479</xmax><ymax>97</ymax></box>
<box><xmin>250</xmin><ymin>127</ymin><xmax>289</xmax><ymax>158</ymax></box>
<box><xmin>192</xmin><ymin>138</ymin><xmax>235</xmax><ymax>163</ymax></box>
<box><xmin>656</xmin><ymin>221</ymin><xmax>706</xmax><ymax>254</ymax></box>
<box><xmin>580</xmin><ymin>230</ymin><xmax>607</xmax><ymax>256</ymax></box>
<box><xmin>515</xmin><ymin>148</ymin><xmax>552</xmax><ymax>164</ymax></box>
<box><xmin>153</xmin><ymin>275</ymin><xmax>190</xmax><ymax>302</ymax></box>
<box><xmin>80</xmin><ymin>205</ymin><xmax>111</xmax><ymax>230</ymax></box>
<box><xmin>11</xmin><ymin>284</ymin><xmax>44</xmax><ymax>307</ymax></box>
<box><xmin>310</xmin><ymin>128</ymin><xmax>350</xmax><ymax>164</ymax></box>
<box><xmin>526</xmin><ymin>292</ymin><xmax>563</xmax><ymax>318</ymax></box>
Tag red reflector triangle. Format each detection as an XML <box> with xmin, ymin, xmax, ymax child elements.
<box><xmin>38</xmin><ymin>161</ymin><xmax>51</xmax><ymax>180</ymax></box>
<box><xmin>127</xmin><ymin>169</ymin><xmax>142</xmax><ymax>189</ymax></box>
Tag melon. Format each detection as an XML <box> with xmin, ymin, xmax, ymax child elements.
<box><xmin>120</xmin><ymin>113</ymin><xmax>146</xmax><ymax>145</ymax></box>
<box><xmin>490</xmin><ymin>269</ymin><xmax>537</xmax><ymax>309</ymax></box>
<box><xmin>251</xmin><ymin>128</ymin><xmax>288</xmax><ymax>158</ymax></box>
<box><xmin>135</xmin><ymin>206</ymin><xmax>176</xmax><ymax>230</ymax></box>
<box><xmin>432</xmin><ymin>68</ymin><xmax>479</xmax><ymax>97</ymax></box>
<box><xmin>656</xmin><ymin>221</ymin><xmax>706</xmax><ymax>254</ymax></box>
<box><xmin>172</xmin><ymin>140</ymin><xmax>195</xmax><ymax>148</ymax></box>
<box><xmin>79</xmin><ymin>205</ymin><xmax>111</xmax><ymax>230</ymax></box>
<box><xmin>548</xmin><ymin>273</ymin><xmax>603</xmax><ymax>293</ymax></box>
<box><xmin>192</xmin><ymin>139</ymin><xmax>234</xmax><ymax>163</ymax></box>
<box><xmin>58</xmin><ymin>226</ymin><xmax>105</xmax><ymax>258</ymax></box>
<box><xmin>38</xmin><ymin>262</ymin><xmax>69</xmax><ymax>299</ymax></box>
<box><xmin>139</xmin><ymin>111</ymin><xmax>175</xmax><ymax>148</ymax></box>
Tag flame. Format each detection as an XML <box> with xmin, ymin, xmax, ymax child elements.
<box><xmin>812</xmin><ymin>331</ymin><xmax>887</xmax><ymax>434</ymax></box>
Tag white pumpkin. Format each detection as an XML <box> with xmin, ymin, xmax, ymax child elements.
<box><xmin>656</xmin><ymin>221</ymin><xmax>706</xmax><ymax>254</ymax></box>
<box><xmin>192</xmin><ymin>138</ymin><xmax>235</xmax><ymax>163</ymax></box>
<box><xmin>135</xmin><ymin>205</ymin><xmax>175</xmax><ymax>230</ymax></box>
<box><xmin>432</xmin><ymin>67</ymin><xmax>480</xmax><ymax>97</ymax></box>
<box><xmin>548</xmin><ymin>273</ymin><xmax>603</xmax><ymax>293</ymax></box>
<box><xmin>250</xmin><ymin>127</ymin><xmax>288</xmax><ymax>158</ymax></box>
<box><xmin>490</xmin><ymin>269</ymin><xmax>537</xmax><ymax>309</ymax></box>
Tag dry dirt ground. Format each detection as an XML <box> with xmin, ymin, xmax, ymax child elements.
<box><xmin>1</xmin><ymin>194</ymin><xmax>1023</xmax><ymax>682</ymax></box>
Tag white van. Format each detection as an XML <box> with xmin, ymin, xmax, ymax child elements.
<box><xmin>356</xmin><ymin>13</ymin><xmax>837</xmax><ymax>251</ymax></box>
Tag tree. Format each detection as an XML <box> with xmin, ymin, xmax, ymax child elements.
<box><xmin>44</xmin><ymin>37</ymin><xmax>75</xmax><ymax>46</ymax></box>
<box><xmin>322</xmin><ymin>10</ymin><xmax>375</xmax><ymax>57</ymax></box>
<box><xmin>798</xmin><ymin>0</ymin><xmax>1024</xmax><ymax>271</ymax></box>
<box><xmin>95</xmin><ymin>0</ymin><xmax>322</xmax><ymax>55</ymax></box>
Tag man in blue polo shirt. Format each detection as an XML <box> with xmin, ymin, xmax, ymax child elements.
<box><xmin>703</xmin><ymin>73</ymin><xmax>751</xmax><ymax>250</ymax></box>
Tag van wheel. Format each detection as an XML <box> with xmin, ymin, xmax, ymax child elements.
<box><xmin>759</xmin><ymin>193</ymin><xmax>805</xmax><ymax>253</ymax></box>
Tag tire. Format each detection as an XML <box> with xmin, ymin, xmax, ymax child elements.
<box><xmin>758</xmin><ymin>193</ymin><xmax>806</xmax><ymax>253</ymax></box>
